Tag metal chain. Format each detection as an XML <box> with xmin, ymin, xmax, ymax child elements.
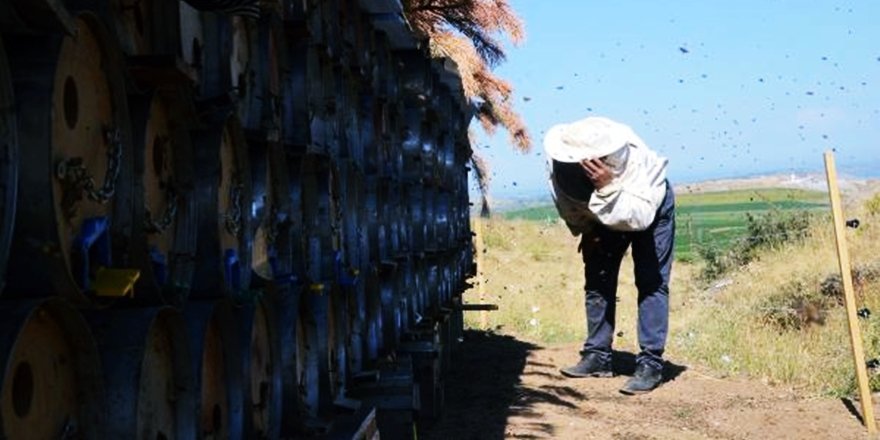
<box><xmin>144</xmin><ymin>187</ymin><xmax>178</xmax><ymax>234</ymax></box>
<box><xmin>55</xmin><ymin>126</ymin><xmax>123</xmax><ymax>204</ymax></box>
<box><xmin>331</xmin><ymin>196</ymin><xmax>342</xmax><ymax>245</ymax></box>
<box><xmin>225</xmin><ymin>179</ymin><xmax>244</xmax><ymax>237</ymax></box>
<box><xmin>265</xmin><ymin>201</ymin><xmax>279</xmax><ymax>245</ymax></box>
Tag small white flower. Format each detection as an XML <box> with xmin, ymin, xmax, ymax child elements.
<box><xmin>531</xmin><ymin>306</ymin><xmax>540</xmax><ymax>313</ymax></box>
<box><xmin>528</xmin><ymin>318</ymin><xmax>538</xmax><ymax>327</ymax></box>
<box><xmin>720</xmin><ymin>354</ymin><xmax>732</xmax><ymax>364</ymax></box>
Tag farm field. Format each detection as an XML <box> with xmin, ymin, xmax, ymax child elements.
<box><xmin>503</xmin><ymin>188</ymin><xmax>829</xmax><ymax>261</ymax></box>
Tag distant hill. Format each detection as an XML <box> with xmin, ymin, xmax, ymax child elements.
<box><xmin>674</xmin><ymin>172</ymin><xmax>877</xmax><ymax>195</ymax></box>
<box><xmin>485</xmin><ymin>172</ymin><xmax>880</xmax><ymax>214</ymax></box>
<box><xmin>488</xmin><ymin>194</ymin><xmax>552</xmax><ymax>213</ymax></box>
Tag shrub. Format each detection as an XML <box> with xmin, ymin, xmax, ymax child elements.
<box><xmin>760</xmin><ymin>280</ymin><xmax>831</xmax><ymax>330</ymax></box>
<box><xmin>698</xmin><ymin>209</ymin><xmax>814</xmax><ymax>282</ymax></box>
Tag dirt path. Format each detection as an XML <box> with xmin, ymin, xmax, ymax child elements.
<box><xmin>420</xmin><ymin>331</ymin><xmax>869</xmax><ymax>440</ymax></box>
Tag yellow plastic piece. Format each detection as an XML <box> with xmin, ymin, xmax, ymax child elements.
<box><xmin>93</xmin><ymin>267</ymin><xmax>141</xmax><ymax>298</ymax></box>
<box><xmin>309</xmin><ymin>283</ymin><xmax>325</xmax><ymax>294</ymax></box>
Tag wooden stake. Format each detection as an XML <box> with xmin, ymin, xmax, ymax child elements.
<box><xmin>473</xmin><ymin>216</ymin><xmax>488</xmax><ymax>330</ymax></box>
<box><xmin>824</xmin><ymin>151</ymin><xmax>877</xmax><ymax>434</ymax></box>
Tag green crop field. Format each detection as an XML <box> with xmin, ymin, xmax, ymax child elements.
<box><xmin>503</xmin><ymin>188</ymin><xmax>829</xmax><ymax>261</ymax></box>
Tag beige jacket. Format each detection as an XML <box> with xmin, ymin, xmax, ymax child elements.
<box><xmin>549</xmin><ymin>141</ymin><xmax>668</xmax><ymax>235</ymax></box>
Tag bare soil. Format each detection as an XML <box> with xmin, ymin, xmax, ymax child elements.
<box><xmin>420</xmin><ymin>330</ymin><xmax>870</xmax><ymax>440</ymax></box>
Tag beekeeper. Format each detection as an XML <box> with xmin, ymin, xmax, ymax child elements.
<box><xmin>545</xmin><ymin>116</ymin><xmax>675</xmax><ymax>395</ymax></box>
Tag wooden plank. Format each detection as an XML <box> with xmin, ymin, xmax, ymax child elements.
<box><xmin>456</xmin><ymin>304</ymin><xmax>499</xmax><ymax>311</ymax></box>
<box><xmin>473</xmin><ymin>217</ymin><xmax>488</xmax><ymax>329</ymax></box>
<box><xmin>351</xmin><ymin>407</ymin><xmax>378</xmax><ymax>440</ymax></box>
<box><xmin>824</xmin><ymin>151</ymin><xmax>877</xmax><ymax>434</ymax></box>
<box><xmin>312</xmin><ymin>405</ymin><xmax>378</xmax><ymax>440</ymax></box>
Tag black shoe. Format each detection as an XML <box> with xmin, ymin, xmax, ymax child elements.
<box><xmin>560</xmin><ymin>353</ymin><xmax>613</xmax><ymax>378</ymax></box>
<box><xmin>619</xmin><ymin>362</ymin><xmax>663</xmax><ymax>395</ymax></box>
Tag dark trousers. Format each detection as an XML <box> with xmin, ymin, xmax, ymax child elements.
<box><xmin>580</xmin><ymin>182</ymin><xmax>675</xmax><ymax>370</ymax></box>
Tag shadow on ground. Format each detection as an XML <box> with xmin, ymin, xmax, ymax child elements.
<box><xmin>418</xmin><ymin>332</ymin><xmax>688</xmax><ymax>440</ymax></box>
<box><xmin>419</xmin><ymin>330</ymin><xmax>540</xmax><ymax>440</ymax></box>
<box><xmin>841</xmin><ymin>398</ymin><xmax>865</xmax><ymax>426</ymax></box>
<box><xmin>611</xmin><ymin>350</ymin><xmax>688</xmax><ymax>382</ymax></box>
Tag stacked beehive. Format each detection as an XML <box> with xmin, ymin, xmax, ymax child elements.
<box><xmin>0</xmin><ymin>0</ymin><xmax>476</xmax><ymax>438</ymax></box>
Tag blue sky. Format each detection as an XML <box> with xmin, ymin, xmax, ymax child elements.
<box><xmin>471</xmin><ymin>1</ymin><xmax>880</xmax><ymax>199</ymax></box>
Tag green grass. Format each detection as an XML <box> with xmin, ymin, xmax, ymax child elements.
<box><xmin>503</xmin><ymin>205</ymin><xmax>560</xmax><ymax>222</ymax></box>
<box><xmin>469</xmin><ymin>196</ymin><xmax>880</xmax><ymax>397</ymax></box>
<box><xmin>504</xmin><ymin>188</ymin><xmax>829</xmax><ymax>261</ymax></box>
